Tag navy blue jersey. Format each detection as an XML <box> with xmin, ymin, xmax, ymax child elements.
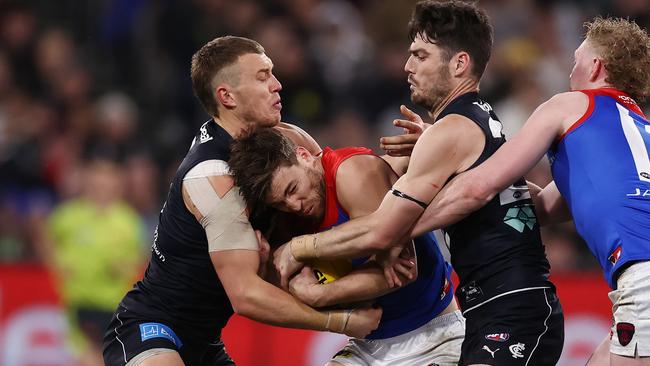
<box><xmin>439</xmin><ymin>92</ymin><xmax>552</xmax><ymax>312</ymax></box>
<box><xmin>550</xmin><ymin>88</ymin><xmax>650</xmax><ymax>288</ymax></box>
<box><xmin>120</xmin><ymin>120</ymin><xmax>235</xmax><ymax>338</ymax></box>
<box><xmin>318</xmin><ymin>147</ymin><xmax>453</xmax><ymax>339</ymax></box>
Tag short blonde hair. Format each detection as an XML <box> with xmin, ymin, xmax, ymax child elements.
<box><xmin>585</xmin><ymin>17</ymin><xmax>650</xmax><ymax>101</ymax></box>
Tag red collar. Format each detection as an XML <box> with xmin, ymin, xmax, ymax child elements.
<box><xmin>586</xmin><ymin>88</ymin><xmax>646</xmax><ymax>118</ymax></box>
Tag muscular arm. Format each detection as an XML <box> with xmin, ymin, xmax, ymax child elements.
<box><xmin>292</xmin><ymin>155</ymin><xmax>416</xmax><ymax>306</ymax></box>
<box><xmin>184</xmin><ymin>173</ymin><xmax>379</xmax><ymax>336</ymax></box>
<box><xmin>280</xmin><ymin>115</ymin><xmax>483</xmax><ymax>263</ymax></box>
<box><xmin>212</xmin><ymin>249</ymin><xmax>328</xmax><ymax>329</ymax></box>
<box><xmin>291</xmin><ymin>243</ymin><xmax>417</xmax><ymax>308</ymax></box>
<box><xmin>412</xmin><ymin>92</ymin><xmax>587</xmax><ymax>236</ymax></box>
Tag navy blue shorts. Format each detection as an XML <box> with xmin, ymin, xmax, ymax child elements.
<box><xmin>103</xmin><ymin>305</ymin><xmax>235</xmax><ymax>366</ymax></box>
<box><xmin>459</xmin><ymin>287</ymin><xmax>564</xmax><ymax>365</ymax></box>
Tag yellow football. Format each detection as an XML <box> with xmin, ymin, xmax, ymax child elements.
<box><xmin>311</xmin><ymin>259</ymin><xmax>353</xmax><ymax>284</ymax></box>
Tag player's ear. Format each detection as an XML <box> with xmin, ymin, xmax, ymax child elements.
<box><xmin>215</xmin><ymin>85</ymin><xmax>236</xmax><ymax>109</ymax></box>
<box><xmin>295</xmin><ymin>146</ymin><xmax>312</xmax><ymax>162</ymax></box>
<box><xmin>589</xmin><ymin>58</ymin><xmax>603</xmax><ymax>82</ymax></box>
<box><xmin>452</xmin><ymin>51</ymin><xmax>470</xmax><ymax>77</ymax></box>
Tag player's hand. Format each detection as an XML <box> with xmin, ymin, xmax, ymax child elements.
<box><xmin>344</xmin><ymin>307</ymin><xmax>382</xmax><ymax>338</ymax></box>
<box><xmin>375</xmin><ymin>245</ymin><xmax>416</xmax><ymax>287</ymax></box>
<box><xmin>379</xmin><ymin>105</ymin><xmax>430</xmax><ymax>157</ymax></box>
<box><xmin>273</xmin><ymin>241</ymin><xmax>305</xmax><ymax>290</ymax></box>
<box><xmin>256</xmin><ymin>230</ymin><xmax>271</xmax><ymax>278</ymax></box>
<box><xmin>288</xmin><ymin>266</ymin><xmax>321</xmax><ymax>307</ymax></box>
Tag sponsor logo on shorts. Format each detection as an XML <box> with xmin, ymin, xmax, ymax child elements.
<box><xmin>608</xmin><ymin>246</ymin><xmax>622</xmax><ymax>265</ymax></box>
<box><xmin>485</xmin><ymin>333</ymin><xmax>510</xmax><ymax>342</ymax></box>
<box><xmin>509</xmin><ymin>342</ymin><xmax>525</xmax><ymax>359</ymax></box>
<box><xmin>139</xmin><ymin>322</ymin><xmax>183</xmax><ymax>348</ymax></box>
<box><xmin>459</xmin><ymin>281</ymin><xmax>483</xmax><ymax>303</ymax></box>
<box><xmin>616</xmin><ymin>322</ymin><xmax>635</xmax><ymax>347</ymax></box>
<box><xmin>482</xmin><ymin>345</ymin><xmax>500</xmax><ymax>358</ymax></box>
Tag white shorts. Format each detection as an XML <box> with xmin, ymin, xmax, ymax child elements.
<box><xmin>609</xmin><ymin>260</ymin><xmax>650</xmax><ymax>357</ymax></box>
<box><xmin>331</xmin><ymin>310</ymin><xmax>465</xmax><ymax>366</ymax></box>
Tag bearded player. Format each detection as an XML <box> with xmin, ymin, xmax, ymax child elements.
<box><xmin>228</xmin><ymin>128</ymin><xmax>464</xmax><ymax>366</ymax></box>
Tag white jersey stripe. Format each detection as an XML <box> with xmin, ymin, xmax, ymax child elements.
<box><xmin>617</xmin><ymin>103</ymin><xmax>650</xmax><ymax>182</ymax></box>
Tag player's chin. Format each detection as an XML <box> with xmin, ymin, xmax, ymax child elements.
<box><xmin>261</xmin><ymin>113</ymin><xmax>281</xmax><ymax>127</ymax></box>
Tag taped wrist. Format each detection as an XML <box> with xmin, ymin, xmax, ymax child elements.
<box><xmin>324</xmin><ymin>309</ymin><xmax>354</xmax><ymax>333</ymax></box>
<box><xmin>291</xmin><ymin>235</ymin><xmax>318</xmax><ymax>261</ymax></box>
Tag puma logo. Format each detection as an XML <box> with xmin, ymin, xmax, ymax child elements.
<box><xmin>482</xmin><ymin>345</ymin><xmax>499</xmax><ymax>358</ymax></box>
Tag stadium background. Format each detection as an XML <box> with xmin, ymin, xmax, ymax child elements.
<box><xmin>0</xmin><ymin>0</ymin><xmax>648</xmax><ymax>365</ymax></box>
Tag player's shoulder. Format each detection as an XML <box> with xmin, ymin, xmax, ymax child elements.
<box><xmin>426</xmin><ymin>112</ymin><xmax>482</xmax><ymax>147</ymax></box>
<box><xmin>338</xmin><ymin>153</ymin><xmax>385</xmax><ymax>172</ymax></box>
<box><xmin>275</xmin><ymin>122</ymin><xmax>321</xmax><ymax>155</ymax></box>
<box><xmin>337</xmin><ymin>154</ymin><xmax>392</xmax><ymax>184</ymax></box>
<box><xmin>545</xmin><ymin>91</ymin><xmax>589</xmax><ymax>110</ymax></box>
<box><xmin>539</xmin><ymin>91</ymin><xmax>591</xmax><ymax>125</ymax></box>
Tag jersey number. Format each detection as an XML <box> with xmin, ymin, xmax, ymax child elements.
<box><xmin>618</xmin><ymin>104</ymin><xmax>650</xmax><ymax>182</ymax></box>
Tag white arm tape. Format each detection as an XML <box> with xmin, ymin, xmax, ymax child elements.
<box><xmin>182</xmin><ymin>162</ymin><xmax>258</xmax><ymax>252</ymax></box>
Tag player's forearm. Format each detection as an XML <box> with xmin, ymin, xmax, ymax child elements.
<box><xmin>309</xmin><ymin>266</ymin><xmax>400</xmax><ymax>308</ymax></box>
<box><xmin>412</xmin><ymin>175</ymin><xmax>492</xmax><ymax>236</ymax></box>
<box><xmin>292</xmin><ymin>215</ymin><xmax>391</xmax><ymax>262</ymax></box>
<box><xmin>233</xmin><ymin>275</ymin><xmax>331</xmax><ymax>331</ymax></box>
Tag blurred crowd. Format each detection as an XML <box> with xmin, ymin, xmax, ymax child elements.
<box><xmin>1</xmin><ymin>0</ymin><xmax>649</xmax><ymax>353</ymax></box>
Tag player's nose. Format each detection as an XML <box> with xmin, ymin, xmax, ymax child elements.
<box><xmin>286</xmin><ymin>198</ymin><xmax>301</xmax><ymax>213</ymax></box>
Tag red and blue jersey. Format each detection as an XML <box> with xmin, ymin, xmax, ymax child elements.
<box><xmin>550</xmin><ymin>88</ymin><xmax>650</xmax><ymax>288</ymax></box>
<box><xmin>317</xmin><ymin>147</ymin><xmax>454</xmax><ymax>339</ymax></box>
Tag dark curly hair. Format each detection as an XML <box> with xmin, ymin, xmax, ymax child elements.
<box><xmin>408</xmin><ymin>0</ymin><xmax>493</xmax><ymax>79</ymax></box>
<box><xmin>228</xmin><ymin>127</ymin><xmax>298</xmax><ymax>209</ymax></box>
<box><xmin>586</xmin><ymin>17</ymin><xmax>650</xmax><ymax>102</ymax></box>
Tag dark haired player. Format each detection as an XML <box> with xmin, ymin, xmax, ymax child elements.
<box><xmin>273</xmin><ymin>2</ymin><xmax>564</xmax><ymax>364</ymax></box>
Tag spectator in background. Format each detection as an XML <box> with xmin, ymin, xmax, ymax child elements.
<box><xmin>36</xmin><ymin>156</ymin><xmax>145</xmax><ymax>366</ymax></box>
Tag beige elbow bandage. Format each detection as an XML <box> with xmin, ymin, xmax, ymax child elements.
<box><xmin>183</xmin><ymin>160</ymin><xmax>258</xmax><ymax>252</ymax></box>
<box><xmin>290</xmin><ymin>234</ymin><xmax>319</xmax><ymax>261</ymax></box>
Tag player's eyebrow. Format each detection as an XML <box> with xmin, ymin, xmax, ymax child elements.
<box><xmin>409</xmin><ymin>47</ymin><xmax>428</xmax><ymax>56</ymax></box>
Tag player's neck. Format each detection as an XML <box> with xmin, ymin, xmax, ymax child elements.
<box><xmin>213</xmin><ymin>113</ymin><xmax>254</xmax><ymax>138</ymax></box>
<box><xmin>431</xmin><ymin>78</ymin><xmax>479</xmax><ymax>120</ymax></box>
